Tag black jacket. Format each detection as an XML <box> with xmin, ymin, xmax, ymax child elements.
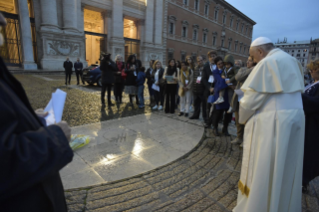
<box><xmin>145</xmin><ymin>68</ymin><xmax>154</xmax><ymax>85</ymax></box>
<box><xmin>0</xmin><ymin>57</ymin><xmax>73</xmax><ymax>212</ymax></box>
<box><xmin>63</xmin><ymin>61</ymin><xmax>73</xmax><ymax>73</ymax></box>
<box><xmin>100</xmin><ymin>59</ymin><xmax>117</xmax><ymax>84</ymax></box>
<box><xmin>74</xmin><ymin>61</ymin><xmax>83</xmax><ymax>71</ymax></box>
<box><xmin>125</xmin><ymin>63</ymin><xmax>139</xmax><ymax>86</ymax></box>
<box><xmin>202</xmin><ymin>62</ymin><xmax>213</xmax><ymax>96</ymax></box>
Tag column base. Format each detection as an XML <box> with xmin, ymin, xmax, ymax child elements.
<box><xmin>22</xmin><ymin>62</ymin><xmax>38</xmax><ymax>70</ymax></box>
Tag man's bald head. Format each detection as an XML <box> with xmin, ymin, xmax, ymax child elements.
<box><xmin>249</xmin><ymin>43</ymin><xmax>275</xmax><ymax>63</ymax></box>
<box><xmin>0</xmin><ymin>13</ymin><xmax>7</xmax><ymax>46</ymax></box>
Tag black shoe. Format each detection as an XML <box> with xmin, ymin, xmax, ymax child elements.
<box><xmin>108</xmin><ymin>102</ymin><xmax>114</xmax><ymax>106</ymax></box>
<box><xmin>222</xmin><ymin>127</ymin><xmax>230</xmax><ymax>136</ymax></box>
<box><xmin>82</xmin><ymin>82</ymin><xmax>85</xmax><ymax>85</ymax></box>
<box><xmin>213</xmin><ymin>129</ymin><xmax>220</xmax><ymax>136</ymax></box>
<box><xmin>185</xmin><ymin>113</ymin><xmax>188</xmax><ymax>117</ymax></box>
<box><xmin>178</xmin><ymin>112</ymin><xmax>184</xmax><ymax>116</ymax></box>
<box><xmin>65</xmin><ymin>82</ymin><xmax>67</xmax><ymax>85</ymax></box>
<box><xmin>68</xmin><ymin>82</ymin><xmax>71</xmax><ymax>85</ymax></box>
<box><xmin>189</xmin><ymin>116</ymin><xmax>199</xmax><ymax>120</ymax></box>
<box><xmin>77</xmin><ymin>83</ymin><xmax>79</xmax><ymax>85</ymax></box>
<box><xmin>102</xmin><ymin>103</ymin><xmax>106</xmax><ymax>107</ymax></box>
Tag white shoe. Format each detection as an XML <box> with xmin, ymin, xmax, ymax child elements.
<box><xmin>158</xmin><ymin>105</ymin><xmax>163</xmax><ymax>110</ymax></box>
<box><xmin>240</xmin><ymin>142</ymin><xmax>243</xmax><ymax>148</ymax></box>
<box><xmin>152</xmin><ymin>105</ymin><xmax>158</xmax><ymax>110</ymax></box>
<box><xmin>214</xmin><ymin>97</ymin><xmax>224</xmax><ymax>104</ymax></box>
<box><xmin>227</xmin><ymin>106</ymin><xmax>233</xmax><ymax>113</ymax></box>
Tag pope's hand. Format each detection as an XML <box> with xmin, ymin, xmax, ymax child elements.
<box><xmin>35</xmin><ymin>108</ymin><xmax>48</xmax><ymax>118</ymax></box>
<box><xmin>56</xmin><ymin>121</ymin><xmax>71</xmax><ymax>142</ymax></box>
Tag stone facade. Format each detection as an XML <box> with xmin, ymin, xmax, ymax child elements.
<box><xmin>164</xmin><ymin>0</ymin><xmax>256</xmax><ymax>66</ymax></box>
<box><xmin>275</xmin><ymin>39</ymin><xmax>310</xmax><ymax>73</ymax></box>
<box><xmin>308</xmin><ymin>38</ymin><xmax>319</xmax><ymax>63</ymax></box>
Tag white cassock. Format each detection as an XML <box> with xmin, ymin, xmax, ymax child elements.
<box><xmin>233</xmin><ymin>49</ymin><xmax>305</xmax><ymax>212</ymax></box>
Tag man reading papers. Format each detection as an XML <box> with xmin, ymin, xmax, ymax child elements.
<box><xmin>233</xmin><ymin>37</ymin><xmax>305</xmax><ymax>212</ymax></box>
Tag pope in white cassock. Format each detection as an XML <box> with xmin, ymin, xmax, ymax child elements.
<box><xmin>233</xmin><ymin>37</ymin><xmax>305</xmax><ymax>212</ymax></box>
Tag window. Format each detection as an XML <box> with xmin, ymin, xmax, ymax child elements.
<box><xmin>243</xmin><ymin>47</ymin><xmax>246</xmax><ymax>54</ymax></box>
<box><xmin>193</xmin><ymin>30</ymin><xmax>198</xmax><ymax>40</ymax></box>
<box><xmin>312</xmin><ymin>53</ymin><xmax>316</xmax><ymax>56</ymax></box>
<box><xmin>168</xmin><ymin>52</ymin><xmax>174</xmax><ymax>61</ymax></box>
<box><xmin>194</xmin><ymin>0</ymin><xmax>199</xmax><ymax>10</ymax></box>
<box><xmin>241</xmin><ymin>24</ymin><xmax>244</xmax><ymax>33</ymax></box>
<box><xmin>239</xmin><ymin>45</ymin><xmax>242</xmax><ymax>53</ymax></box>
<box><xmin>298</xmin><ymin>50</ymin><xmax>300</xmax><ymax>52</ymax></box>
<box><xmin>303</xmin><ymin>49</ymin><xmax>308</xmax><ymax>52</ymax></box>
<box><xmin>181</xmin><ymin>52</ymin><xmax>186</xmax><ymax>61</ymax></box>
<box><xmin>214</xmin><ymin>10</ymin><xmax>218</xmax><ymax>20</ymax></box>
<box><xmin>303</xmin><ymin>54</ymin><xmax>306</xmax><ymax>57</ymax></box>
<box><xmin>230</xmin><ymin>19</ymin><xmax>233</xmax><ymax>28</ymax></box>
<box><xmin>213</xmin><ymin>36</ymin><xmax>216</xmax><ymax>46</ymax></box>
<box><xmin>236</xmin><ymin>22</ymin><xmax>239</xmax><ymax>31</ymax></box>
<box><xmin>245</xmin><ymin>27</ymin><xmax>247</xmax><ymax>35</ymax></box>
<box><xmin>292</xmin><ymin>50</ymin><xmax>294</xmax><ymax>52</ymax></box>
<box><xmin>235</xmin><ymin>44</ymin><xmax>238</xmax><ymax>52</ymax></box>
<box><xmin>203</xmin><ymin>33</ymin><xmax>207</xmax><ymax>43</ymax></box>
<box><xmin>182</xmin><ymin>27</ymin><xmax>187</xmax><ymax>38</ymax></box>
<box><xmin>183</xmin><ymin>0</ymin><xmax>188</xmax><ymax>5</ymax></box>
<box><xmin>221</xmin><ymin>39</ymin><xmax>224</xmax><ymax>47</ymax></box>
<box><xmin>223</xmin><ymin>15</ymin><xmax>226</xmax><ymax>24</ymax></box>
<box><xmin>205</xmin><ymin>5</ymin><xmax>209</xmax><ymax>15</ymax></box>
<box><xmin>169</xmin><ymin>23</ymin><xmax>174</xmax><ymax>34</ymax></box>
<box><xmin>228</xmin><ymin>41</ymin><xmax>231</xmax><ymax>50</ymax></box>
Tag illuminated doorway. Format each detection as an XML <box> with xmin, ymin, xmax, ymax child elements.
<box><xmin>123</xmin><ymin>18</ymin><xmax>140</xmax><ymax>61</ymax></box>
<box><xmin>84</xmin><ymin>8</ymin><xmax>106</xmax><ymax>66</ymax></box>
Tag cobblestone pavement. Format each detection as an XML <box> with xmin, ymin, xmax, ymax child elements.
<box><xmin>15</xmin><ymin>74</ymin><xmax>319</xmax><ymax>212</ymax></box>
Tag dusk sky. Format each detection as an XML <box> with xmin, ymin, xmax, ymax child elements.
<box><xmin>226</xmin><ymin>0</ymin><xmax>319</xmax><ymax>44</ymax></box>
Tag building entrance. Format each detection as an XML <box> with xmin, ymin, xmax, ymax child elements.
<box><xmin>85</xmin><ymin>33</ymin><xmax>106</xmax><ymax>66</ymax></box>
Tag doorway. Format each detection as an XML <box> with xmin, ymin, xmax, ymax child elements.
<box><xmin>85</xmin><ymin>33</ymin><xmax>106</xmax><ymax>66</ymax></box>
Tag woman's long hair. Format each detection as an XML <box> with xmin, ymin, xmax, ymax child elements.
<box><xmin>126</xmin><ymin>55</ymin><xmax>136</xmax><ymax>66</ymax></box>
<box><xmin>153</xmin><ymin>60</ymin><xmax>162</xmax><ymax>70</ymax></box>
<box><xmin>167</xmin><ymin>59</ymin><xmax>177</xmax><ymax>75</ymax></box>
<box><xmin>186</xmin><ymin>55</ymin><xmax>195</xmax><ymax>70</ymax></box>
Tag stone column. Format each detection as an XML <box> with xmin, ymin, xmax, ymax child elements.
<box><xmin>62</xmin><ymin>0</ymin><xmax>78</xmax><ymax>32</ymax></box>
<box><xmin>39</xmin><ymin>0</ymin><xmax>59</xmax><ymax>31</ymax></box>
<box><xmin>108</xmin><ymin>0</ymin><xmax>124</xmax><ymax>57</ymax></box>
<box><xmin>144</xmin><ymin>0</ymin><xmax>154</xmax><ymax>44</ymax></box>
<box><xmin>17</xmin><ymin>0</ymin><xmax>37</xmax><ymax>70</ymax></box>
<box><xmin>154</xmin><ymin>0</ymin><xmax>163</xmax><ymax>45</ymax></box>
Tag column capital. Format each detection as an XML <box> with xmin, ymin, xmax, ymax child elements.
<box><xmin>106</xmin><ymin>10</ymin><xmax>112</xmax><ymax>18</ymax></box>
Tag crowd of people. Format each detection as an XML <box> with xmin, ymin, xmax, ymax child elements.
<box><xmin>98</xmin><ymin>50</ymin><xmax>254</xmax><ymax>147</ymax></box>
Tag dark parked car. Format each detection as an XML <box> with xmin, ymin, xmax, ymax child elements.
<box><xmin>82</xmin><ymin>64</ymin><xmax>103</xmax><ymax>86</ymax></box>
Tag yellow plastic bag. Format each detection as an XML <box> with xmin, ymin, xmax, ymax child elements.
<box><xmin>70</xmin><ymin>134</ymin><xmax>90</xmax><ymax>151</ymax></box>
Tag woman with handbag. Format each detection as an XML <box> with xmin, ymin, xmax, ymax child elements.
<box><xmin>124</xmin><ymin>55</ymin><xmax>139</xmax><ymax>106</ymax></box>
<box><xmin>152</xmin><ymin>60</ymin><xmax>165</xmax><ymax>110</ymax></box>
<box><xmin>114</xmin><ymin>54</ymin><xmax>125</xmax><ymax>104</ymax></box>
<box><xmin>163</xmin><ymin>59</ymin><xmax>180</xmax><ymax>114</ymax></box>
<box><xmin>178</xmin><ymin>61</ymin><xmax>193</xmax><ymax>117</ymax></box>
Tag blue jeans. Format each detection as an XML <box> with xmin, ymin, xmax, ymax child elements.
<box><xmin>138</xmin><ymin>85</ymin><xmax>144</xmax><ymax>107</ymax></box>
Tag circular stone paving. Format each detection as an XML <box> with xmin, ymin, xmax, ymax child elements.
<box><xmin>60</xmin><ymin>113</ymin><xmax>204</xmax><ymax>189</ymax></box>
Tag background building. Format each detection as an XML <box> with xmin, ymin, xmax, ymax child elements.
<box><xmin>275</xmin><ymin>38</ymin><xmax>310</xmax><ymax>73</ymax></box>
<box><xmin>164</xmin><ymin>0</ymin><xmax>256</xmax><ymax>66</ymax></box>
<box><xmin>308</xmin><ymin>38</ymin><xmax>319</xmax><ymax>63</ymax></box>
<box><xmin>0</xmin><ymin>0</ymin><xmax>255</xmax><ymax>70</ymax></box>
<box><xmin>0</xmin><ymin>0</ymin><xmax>164</xmax><ymax>70</ymax></box>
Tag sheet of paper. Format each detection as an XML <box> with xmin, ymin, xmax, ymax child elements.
<box><xmin>152</xmin><ymin>83</ymin><xmax>160</xmax><ymax>92</ymax></box>
<box><xmin>208</xmin><ymin>75</ymin><xmax>214</xmax><ymax>83</ymax></box>
<box><xmin>235</xmin><ymin>89</ymin><xmax>244</xmax><ymax>102</ymax></box>
<box><xmin>185</xmin><ymin>80</ymin><xmax>189</xmax><ymax>85</ymax></box>
<box><xmin>44</xmin><ymin>89</ymin><xmax>67</xmax><ymax>125</ymax></box>
<box><xmin>196</xmin><ymin>76</ymin><xmax>202</xmax><ymax>84</ymax></box>
<box><xmin>165</xmin><ymin>75</ymin><xmax>174</xmax><ymax>82</ymax></box>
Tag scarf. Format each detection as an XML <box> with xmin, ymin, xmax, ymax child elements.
<box><xmin>181</xmin><ymin>67</ymin><xmax>190</xmax><ymax>85</ymax></box>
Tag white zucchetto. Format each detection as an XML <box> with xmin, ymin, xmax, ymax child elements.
<box><xmin>251</xmin><ymin>37</ymin><xmax>273</xmax><ymax>47</ymax></box>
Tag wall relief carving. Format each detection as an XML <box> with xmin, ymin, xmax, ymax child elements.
<box><xmin>149</xmin><ymin>53</ymin><xmax>159</xmax><ymax>60</ymax></box>
<box><xmin>47</xmin><ymin>40</ymin><xmax>80</xmax><ymax>56</ymax></box>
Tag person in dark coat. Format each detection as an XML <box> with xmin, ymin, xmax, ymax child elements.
<box><xmin>124</xmin><ymin>55</ymin><xmax>139</xmax><ymax>106</ymax></box>
<box><xmin>100</xmin><ymin>53</ymin><xmax>117</xmax><ymax>107</ymax></box>
<box><xmin>189</xmin><ymin>56</ymin><xmax>210</xmax><ymax>121</ymax></box>
<box><xmin>74</xmin><ymin>58</ymin><xmax>84</xmax><ymax>85</ymax></box>
<box><xmin>0</xmin><ymin>13</ymin><xmax>73</xmax><ymax>212</ymax></box>
<box><xmin>145</xmin><ymin>60</ymin><xmax>155</xmax><ymax>106</ymax></box>
<box><xmin>114</xmin><ymin>55</ymin><xmax>125</xmax><ymax>104</ymax></box>
<box><xmin>302</xmin><ymin>59</ymin><xmax>319</xmax><ymax>192</ymax></box>
<box><xmin>134</xmin><ymin>54</ymin><xmax>142</xmax><ymax>68</ymax></box>
<box><xmin>210</xmin><ymin>56</ymin><xmax>232</xmax><ymax>136</ymax></box>
<box><xmin>63</xmin><ymin>57</ymin><xmax>73</xmax><ymax>85</ymax></box>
